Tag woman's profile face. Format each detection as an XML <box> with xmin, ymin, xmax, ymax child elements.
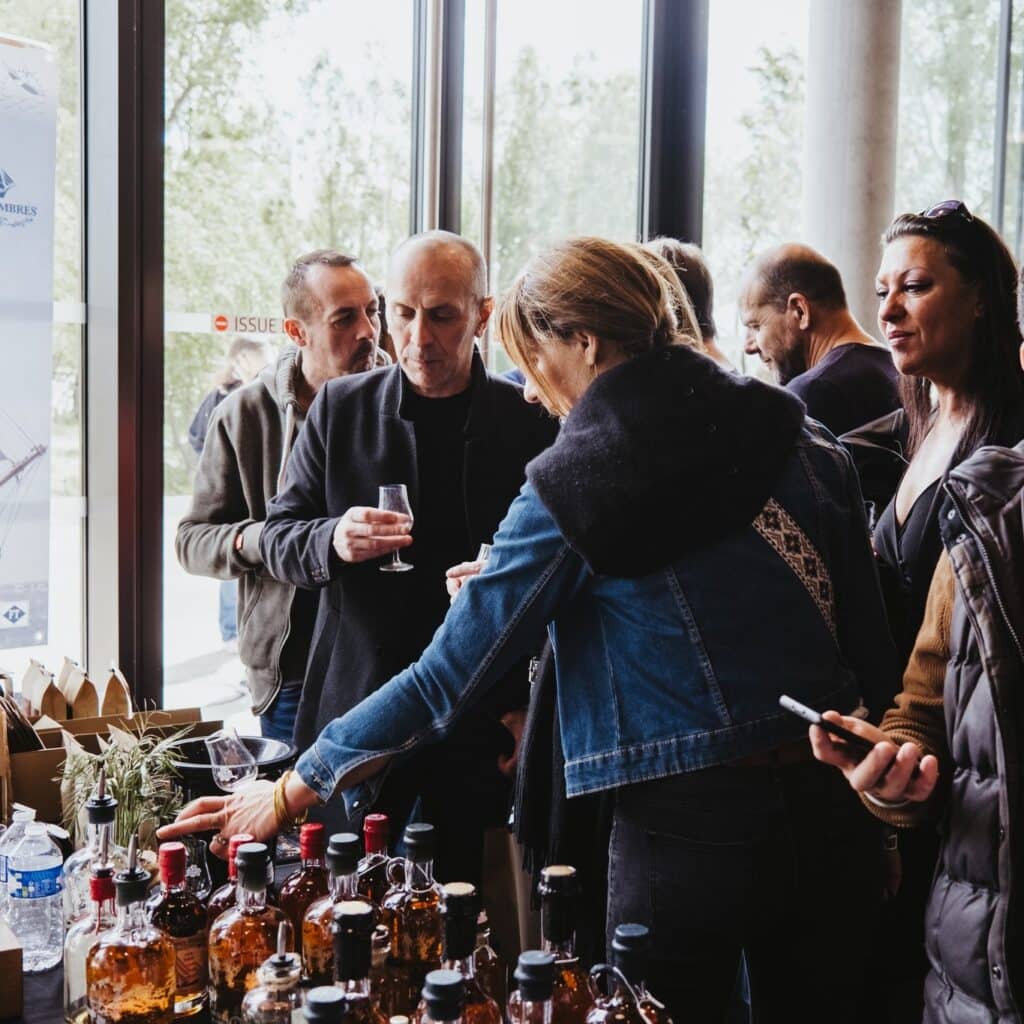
<box><xmin>521</xmin><ymin>334</ymin><xmax>593</xmax><ymax>418</ymax></box>
<box><xmin>875</xmin><ymin>234</ymin><xmax>981</xmax><ymax>385</ymax></box>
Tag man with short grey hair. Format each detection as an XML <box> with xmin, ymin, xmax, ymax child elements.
<box><xmin>176</xmin><ymin>249</ymin><xmax>388</xmax><ymax>743</ymax></box>
<box><xmin>261</xmin><ymin>230</ymin><xmax>557</xmax><ymax>884</ymax></box>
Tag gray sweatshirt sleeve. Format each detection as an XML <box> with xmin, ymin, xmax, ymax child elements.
<box><xmin>175</xmin><ymin>406</ymin><xmax>263</xmax><ymax>581</ymax></box>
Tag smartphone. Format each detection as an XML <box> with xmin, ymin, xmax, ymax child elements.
<box><xmin>779</xmin><ymin>694</ymin><xmax>878</xmax><ymax>759</ymax></box>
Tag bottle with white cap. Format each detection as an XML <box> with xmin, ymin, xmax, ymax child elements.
<box><xmin>0</xmin><ymin>805</ymin><xmax>36</xmax><ymax>917</ymax></box>
<box><xmin>7</xmin><ymin>819</ymin><xmax>65</xmax><ymax>972</ymax></box>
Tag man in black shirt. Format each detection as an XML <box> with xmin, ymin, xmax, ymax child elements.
<box><xmin>740</xmin><ymin>243</ymin><xmax>899</xmax><ymax>436</ymax></box>
<box><xmin>260</xmin><ymin>231</ymin><xmax>557</xmax><ymax>882</ymax></box>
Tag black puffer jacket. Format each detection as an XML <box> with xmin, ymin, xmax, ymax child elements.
<box><xmin>926</xmin><ymin>441</ymin><xmax>1024</xmax><ymax>1022</ymax></box>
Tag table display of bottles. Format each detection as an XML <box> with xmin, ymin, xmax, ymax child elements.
<box><xmin>85</xmin><ymin>835</ymin><xmax>176</xmax><ymax>1024</ymax></box>
<box><xmin>241</xmin><ymin>922</ymin><xmax>305</xmax><ymax>1023</ymax></box>
<box><xmin>208</xmin><ymin>841</ymin><xmax>292</xmax><ymax>1024</ymax></box>
<box><xmin>380</xmin><ymin>823</ymin><xmax>443</xmax><ymax>1016</ymax></box>
<box><xmin>302</xmin><ymin>832</ymin><xmax>362</xmax><ymax>985</ymax></box>
<box><xmin>279</xmin><ymin>823</ymin><xmax>329</xmax><ymax>956</ymax></box>
<box><xmin>146</xmin><ymin>841</ymin><xmax>208</xmax><ymax>1018</ymax></box>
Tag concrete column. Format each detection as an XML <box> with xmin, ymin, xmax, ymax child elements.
<box><xmin>802</xmin><ymin>0</ymin><xmax>902</xmax><ymax>334</ymax></box>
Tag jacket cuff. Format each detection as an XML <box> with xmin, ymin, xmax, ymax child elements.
<box><xmin>296</xmin><ymin>743</ymin><xmax>337</xmax><ymax>803</ymax></box>
<box><xmin>239</xmin><ymin>522</ymin><xmax>264</xmax><ymax>565</ymax></box>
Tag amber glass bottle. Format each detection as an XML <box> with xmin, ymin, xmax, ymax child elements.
<box><xmin>302</xmin><ymin>832</ymin><xmax>361</xmax><ymax>985</ymax></box>
<box><xmin>380</xmin><ymin>823</ymin><xmax>443</xmax><ymax>1016</ymax></box>
<box><xmin>508</xmin><ymin>866</ymin><xmax>589</xmax><ymax>1024</ymax></box>
<box><xmin>241</xmin><ymin>922</ymin><xmax>305</xmax><ymax>1023</ymax></box>
<box><xmin>206</xmin><ymin>832</ymin><xmax>255</xmax><ymax>927</ymax></box>
<box><xmin>333</xmin><ymin>899</ymin><xmax>388</xmax><ymax>1024</ymax></box>
<box><xmin>208</xmin><ymin>842</ymin><xmax>292</xmax><ymax>1024</ymax></box>
<box><xmin>64</xmin><ymin>862</ymin><xmax>116</xmax><ymax>1024</ymax></box>
<box><xmin>585</xmin><ymin>925</ymin><xmax>672</xmax><ymax>1024</ymax></box>
<box><xmin>508</xmin><ymin>952</ymin><xmax>556</xmax><ymax>1024</ymax></box>
<box><xmin>421</xmin><ymin>969</ymin><xmax>465</xmax><ymax>1024</ymax></box>
<box><xmin>419</xmin><ymin>883</ymin><xmax>500</xmax><ymax>1024</ymax></box>
<box><xmin>279</xmin><ymin>822</ymin><xmax>329</xmax><ymax>956</ymax></box>
<box><xmin>147</xmin><ymin>841</ymin><xmax>208</xmax><ymax>1018</ymax></box>
<box><xmin>358</xmin><ymin>813</ymin><xmax>391</xmax><ymax>907</ymax></box>
<box><xmin>472</xmin><ymin>908</ymin><xmax>507</xmax><ymax>1008</ymax></box>
<box><xmin>85</xmin><ymin>835</ymin><xmax>176</xmax><ymax>1024</ymax></box>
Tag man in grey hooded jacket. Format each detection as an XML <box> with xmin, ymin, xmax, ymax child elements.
<box><xmin>175</xmin><ymin>249</ymin><xmax>387</xmax><ymax>742</ymax></box>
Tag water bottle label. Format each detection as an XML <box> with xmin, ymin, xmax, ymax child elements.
<box><xmin>8</xmin><ymin>865</ymin><xmax>62</xmax><ymax>899</ymax></box>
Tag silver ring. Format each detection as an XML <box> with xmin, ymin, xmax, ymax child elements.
<box><xmin>212</xmin><ymin>833</ymin><xmax>227</xmax><ymax>848</ymax></box>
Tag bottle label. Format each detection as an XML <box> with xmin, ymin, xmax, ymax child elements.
<box><xmin>173</xmin><ymin>932</ymin><xmax>209</xmax><ymax>993</ymax></box>
<box><xmin>8</xmin><ymin>865</ymin><xmax>62</xmax><ymax>898</ymax></box>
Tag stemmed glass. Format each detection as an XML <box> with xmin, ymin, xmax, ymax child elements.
<box><xmin>379</xmin><ymin>484</ymin><xmax>414</xmax><ymax>573</ymax></box>
<box><xmin>203</xmin><ymin>726</ymin><xmax>258</xmax><ymax>793</ymax></box>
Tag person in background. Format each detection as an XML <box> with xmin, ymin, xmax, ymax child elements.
<box><xmin>807</xmin><ymin>318</ymin><xmax>1024</xmax><ymax>1021</ymax></box>
<box><xmin>741</xmin><ymin>243</ymin><xmax>900</xmax><ymax>437</ymax></box>
<box><xmin>851</xmin><ymin>201</ymin><xmax>1024</xmax><ymax>1022</ymax></box>
<box><xmin>176</xmin><ymin>249</ymin><xmax>388</xmax><ymax>743</ymax></box>
<box><xmin>163</xmin><ymin>237</ymin><xmax>899</xmax><ymax>1023</ymax></box>
<box><xmin>187</xmin><ymin>336</ymin><xmax>271</xmax><ymax>651</ymax></box>
<box><xmin>645</xmin><ymin>236</ymin><xmax>733</xmax><ymax>369</ymax></box>
<box><xmin>256</xmin><ymin>230</ymin><xmax>557</xmax><ymax>886</ymax></box>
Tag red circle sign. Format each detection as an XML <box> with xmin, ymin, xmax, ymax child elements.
<box><xmin>214</xmin><ymin>315</ymin><xmax>229</xmax><ymax>332</ymax></box>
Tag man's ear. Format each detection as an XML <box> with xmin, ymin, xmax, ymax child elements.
<box><xmin>475</xmin><ymin>296</ymin><xmax>495</xmax><ymax>337</ymax></box>
<box><xmin>788</xmin><ymin>293</ymin><xmax>812</xmax><ymax>331</ymax></box>
<box><xmin>284</xmin><ymin>317</ymin><xmax>306</xmax><ymax>346</ymax></box>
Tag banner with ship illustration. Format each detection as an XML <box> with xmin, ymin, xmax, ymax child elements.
<box><xmin>0</xmin><ymin>34</ymin><xmax>57</xmax><ymax>648</ymax></box>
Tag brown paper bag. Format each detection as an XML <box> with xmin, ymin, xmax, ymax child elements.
<box><xmin>64</xmin><ymin>667</ymin><xmax>98</xmax><ymax>720</ymax></box>
<box><xmin>97</xmin><ymin>669</ymin><xmax>132</xmax><ymax>717</ymax></box>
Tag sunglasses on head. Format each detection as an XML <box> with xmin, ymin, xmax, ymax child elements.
<box><xmin>919</xmin><ymin>199</ymin><xmax>974</xmax><ymax>224</ymax></box>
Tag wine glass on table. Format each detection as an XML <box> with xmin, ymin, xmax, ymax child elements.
<box><xmin>204</xmin><ymin>726</ymin><xmax>258</xmax><ymax>793</ymax></box>
<box><xmin>378</xmin><ymin>484</ymin><xmax>414</xmax><ymax>573</ymax></box>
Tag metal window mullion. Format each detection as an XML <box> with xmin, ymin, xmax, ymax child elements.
<box><xmin>993</xmin><ymin>0</ymin><xmax>1013</xmax><ymax>233</ymax></box>
<box><xmin>437</xmin><ymin>0</ymin><xmax>465</xmax><ymax>233</ymax></box>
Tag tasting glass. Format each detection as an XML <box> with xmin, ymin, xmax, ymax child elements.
<box><xmin>378</xmin><ymin>484</ymin><xmax>414</xmax><ymax>573</ymax></box>
<box><xmin>204</xmin><ymin>726</ymin><xmax>258</xmax><ymax>793</ymax></box>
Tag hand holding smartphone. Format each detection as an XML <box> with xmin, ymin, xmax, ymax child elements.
<box><xmin>779</xmin><ymin>695</ymin><xmax>883</xmax><ymax>761</ymax></box>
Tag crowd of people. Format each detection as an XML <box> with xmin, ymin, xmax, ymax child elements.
<box><xmin>162</xmin><ymin>205</ymin><xmax>1024</xmax><ymax>1024</ymax></box>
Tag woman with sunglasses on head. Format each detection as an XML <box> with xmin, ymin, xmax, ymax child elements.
<box><xmin>160</xmin><ymin>237</ymin><xmax>899</xmax><ymax>1023</ymax></box>
<box><xmin>835</xmin><ymin>202</ymin><xmax>1024</xmax><ymax>1022</ymax></box>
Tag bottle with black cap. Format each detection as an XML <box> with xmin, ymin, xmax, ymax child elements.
<box><xmin>421</xmin><ymin>969</ymin><xmax>465</xmax><ymax>1024</ymax></box>
<box><xmin>508</xmin><ymin>951</ymin><xmax>557</xmax><ymax>1024</ymax></box>
<box><xmin>380</xmin><ymin>822</ymin><xmax>443</xmax><ymax>1015</ymax></box>
<box><xmin>241</xmin><ymin>921</ymin><xmax>305</xmax><ymax>1023</ymax></box>
<box><xmin>332</xmin><ymin>899</ymin><xmax>386</xmax><ymax>1024</ymax></box>
<box><xmin>304</xmin><ymin>986</ymin><xmax>348</xmax><ymax>1023</ymax></box>
<box><xmin>85</xmin><ymin>834</ymin><xmax>176</xmax><ymax>1023</ymax></box>
<box><xmin>420</xmin><ymin>883</ymin><xmax>499</xmax><ymax>1024</ymax></box>
<box><xmin>584</xmin><ymin>924</ymin><xmax>671</xmax><ymax>1024</ymax></box>
<box><xmin>209</xmin><ymin>841</ymin><xmax>292</xmax><ymax>1024</ymax></box>
<box><xmin>535</xmin><ymin>866</ymin><xmax>589</xmax><ymax>1024</ymax></box>
<box><xmin>303</xmin><ymin>832</ymin><xmax>363</xmax><ymax>985</ymax></box>
<box><xmin>63</xmin><ymin>766</ymin><xmax>128</xmax><ymax>926</ymax></box>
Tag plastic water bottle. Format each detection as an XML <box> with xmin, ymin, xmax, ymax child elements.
<box><xmin>7</xmin><ymin>822</ymin><xmax>64</xmax><ymax>972</ymax></box>
<box><xmin>0</xmin><ymin>806</ymin><xmax>36</xmax><ymax>918</ymax></box>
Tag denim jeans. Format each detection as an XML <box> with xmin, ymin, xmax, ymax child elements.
<box><xmin>218</xmin><ymin>579</ymin><xmax>238</xmax><ymax>642</ymax></box>
<box><xmin>607</xmin><ymin>758</ymin><xmax>881</xmax><ymax>1024</ymax></box>
<box><xmin>259</xmin><ymin>683</ymin><xmax>302</xmax><ymax>746</ymax></box>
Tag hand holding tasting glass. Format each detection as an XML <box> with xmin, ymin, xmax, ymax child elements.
<box><xmin>445</xmin><ymin>542</ymin><xmax>492</xmax><ymax>603</ymax></box>
<box><xmin>204</xmin><ymin>727</ymin><xmax>258</xmax><ymax>793</ymax></box>
<box><xmin>330</xmin><ymin>494</ymin><xmax>413</xmax><ymax>565</ymax></box>
<box><xmin>378</xmin><ymin>484</ymin><xmax>414</xmax><ymax>572</ymax></box>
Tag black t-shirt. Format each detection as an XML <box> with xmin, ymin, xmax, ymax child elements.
<box><xmin>787</xmin><ymin>344</ymin><xmax>900</xmax><ymax>437</ymax></box>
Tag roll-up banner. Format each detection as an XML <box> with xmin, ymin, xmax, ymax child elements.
<box><xmin>0</xmin><ymin>34</ymin><xmax>57</xmax><ymax>648</ymax></box>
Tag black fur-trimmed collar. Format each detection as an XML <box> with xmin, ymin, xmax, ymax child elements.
<box><xmin>526</xmin><ymin>345</ymin><xmax>806</xmax><ymax>577</ymax></box>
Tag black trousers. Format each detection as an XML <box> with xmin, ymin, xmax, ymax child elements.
<box><xmin>606</xmin><ymin>758</ymin><xmax>882</xmax><ymax>1024</ymax></box>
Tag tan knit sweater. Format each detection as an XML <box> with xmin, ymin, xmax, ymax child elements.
<box><xmin>865</xmin><ymin>550</ymin><xmax>954</xmax><ymax>828</ymax></box>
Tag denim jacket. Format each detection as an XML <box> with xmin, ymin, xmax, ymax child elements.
<box><xmin>296</xmin><ymin>346</ymin><xmax>899</xmax><ymax>808</ymax></box>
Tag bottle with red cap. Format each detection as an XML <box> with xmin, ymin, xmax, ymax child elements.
<box><xmin>208</xmin><ymin>832</ymin><xmax>274</xmax><ymax>927</ymax></box>
<box><xmin>64</xmin><ymin>832</ymin><xmax>116</xmax><ymax>1024</ymax></box>
<box><xmin>359</xmin><ymin>813</ymin><xmax>392</xmax><ymax>906</ymax></box>
<box><xmin>279</xmin><ymin>822</ymin><xmax>330</xmax><ymax>955</ymax></box>
<box><xmin>148</xmin><ymin>840</ymin><xmax>209</xmax><ymax>1018</ymax></box>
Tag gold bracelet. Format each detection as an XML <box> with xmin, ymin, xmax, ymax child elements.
<box><xmin>273</xmin><ymin>769</ymin><xmax>308</xmax><ymax>828</ymax></box>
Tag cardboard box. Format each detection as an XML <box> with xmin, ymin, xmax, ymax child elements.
<box><xmin>2</xmin><ymin>708</ymin><xmax>221</xmax><ymax>824</ymax></box>
<box><xmin>0</xmin><ymin>920</ymin><xmax>22</xmax><ymax>1020</ymax></box>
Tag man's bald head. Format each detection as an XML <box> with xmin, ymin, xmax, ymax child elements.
<box><xmin>743</xmin><ymin>243</ymin><xmax>848</xmax><ymax>313</ymax></box>
<box><xmin>389</xmin><ymin>230</ymin><xmax>488</xmax><ymax>300</ymax></box>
